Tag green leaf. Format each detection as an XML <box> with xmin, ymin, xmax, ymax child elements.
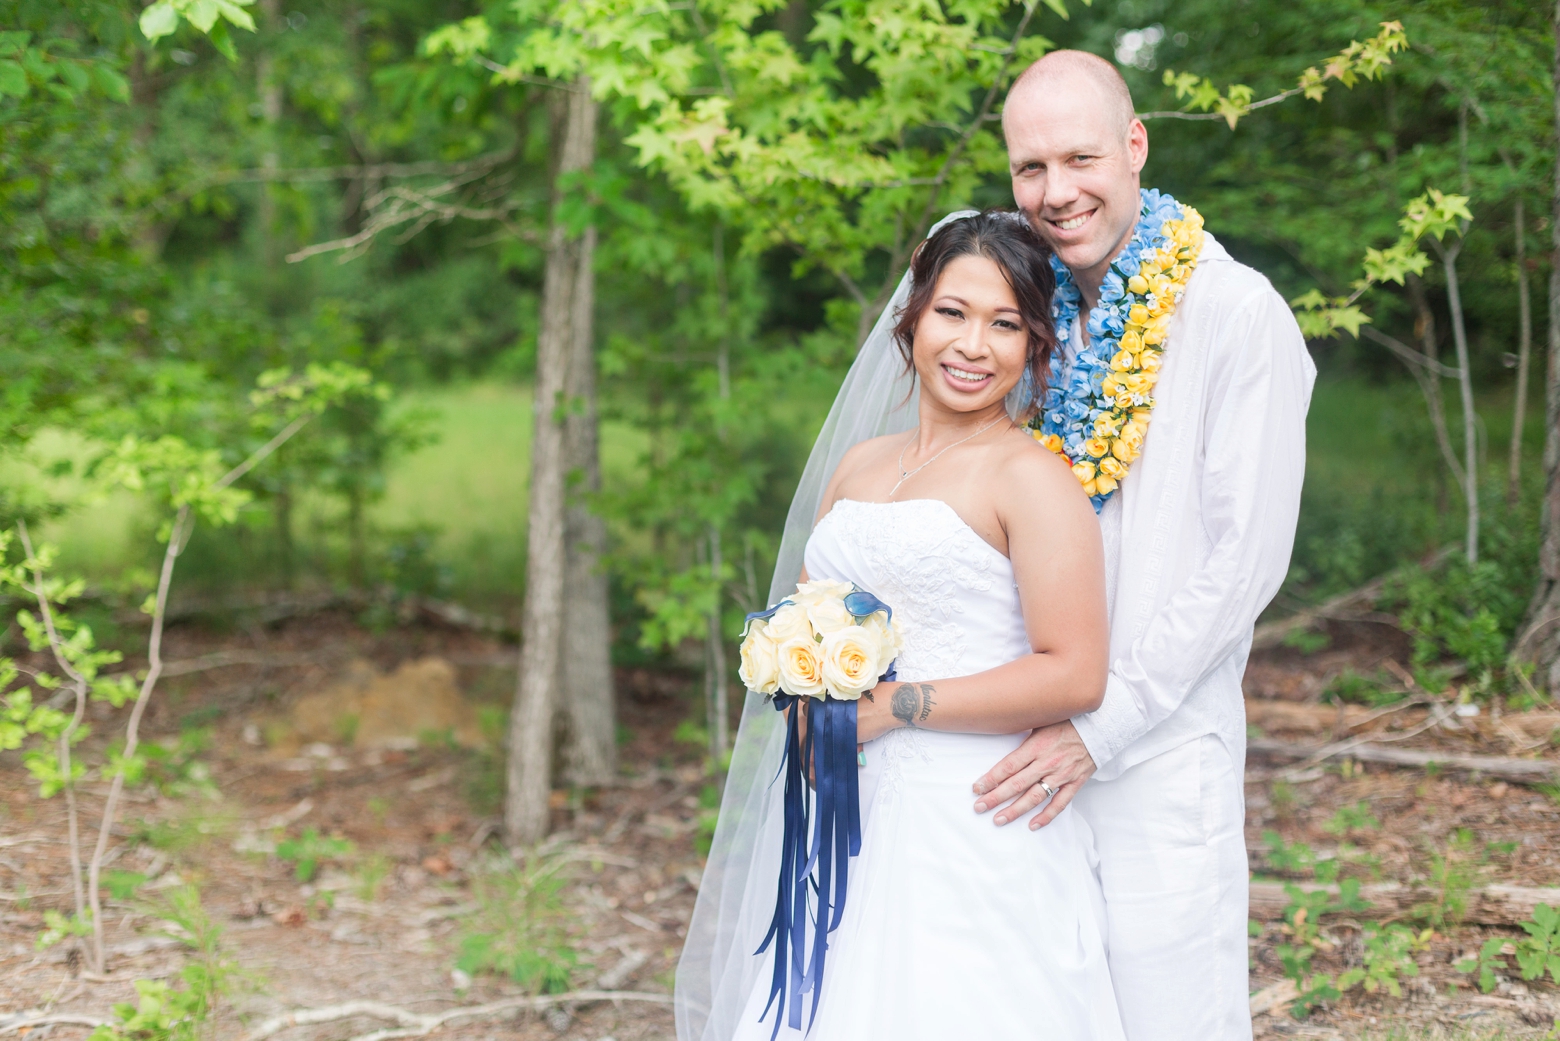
<box><xmin>139</xmin><ymin>2</ymin><xmax>179</xmax><ymax>42</ymax></box>
<box><xmin>206</xmin><ymin>21</ymin><xmax>238</xmax><ymax>62</ymax></box>
<box><xmin>0</xmin><ymin>59</ymin><xmax>28</xmax><ymax>98</ymax></box>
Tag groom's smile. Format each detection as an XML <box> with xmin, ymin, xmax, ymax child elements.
<box><xmin>1050</xmin><ymin>209</ymin><xmax>1096</xmax><ymax>233</ymax></box>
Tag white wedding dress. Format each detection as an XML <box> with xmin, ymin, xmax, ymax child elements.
<box><xmin>730</xmin><ymin>498</ymin><xmax>1124</xmax><ymax>1041</ymax></box>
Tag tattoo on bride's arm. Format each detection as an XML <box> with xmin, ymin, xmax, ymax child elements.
<box><xmin>890</xmin><ymin>684</ymin><xmax>936</xmax><ymax>727</ymax></box>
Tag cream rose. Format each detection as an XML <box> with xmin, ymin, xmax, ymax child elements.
<box><xmin>738</xmin><ymin>621</ymin><xmax>781</xmax><ymax>694</ymax></box>
<box><xmin>804</xmin><ymin>593</ymin><xmax>855</xmax><ymax>636</ymax></box>
<box><xmin>795</xmin><ymin>578</ymin><xmax>854</xmax><ymax>601</ymax></box>
<box><xmin>764</xmin><ymin>602</ymin><xmax>812</xmax><ymax>644</ymax></box>
<box><xmin>820</xmin><ymin>626</ymin><xmax>884</xmax><ymax>698</ymax></box>
<box><xmin>776</xmin><ymin>636</ymin><xmax>828</xmax><ymax>699</ymax></box>
<box><xmin>858</xmin><ymin>611</ymin><xmax>903</xmax><ymax>659</ymax></box>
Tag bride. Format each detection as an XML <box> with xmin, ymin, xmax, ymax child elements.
<box><xmin>678</xmin><ymin>210</ymin><xmax>1124</xmax><ymax>1040</ymax></box>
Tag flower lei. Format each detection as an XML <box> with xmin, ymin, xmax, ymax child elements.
<box><xmin>1030</xmin><ymin>188</ymin><xmax>1205</xmax><ymax>511</ymax></box>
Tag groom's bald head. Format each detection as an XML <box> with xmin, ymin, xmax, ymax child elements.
<box><xmin>1006</xmin><ymin>50</ymin><xmax>1135</xmax><ymax>140</ymax></box>
<box><xmin>1002</xmin><ymin>50</ymin><xmax>1149</xmax><ymax>298</ymax></box>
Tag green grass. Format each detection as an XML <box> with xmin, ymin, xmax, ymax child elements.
<box><xmin>15</xmin><ymin>373</ymin><xmax>1545</xmax><ymax>612</ymax></box>
<box><xmin>370</xmin><ymin>383</ymin><xmax>645</xmax><ymax>603</ymax></box>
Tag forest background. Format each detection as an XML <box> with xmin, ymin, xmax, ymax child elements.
<box><xmin>3</xmin><ymin>0</ymin><xmax>1557</xmax><ymax>844</ymax></box>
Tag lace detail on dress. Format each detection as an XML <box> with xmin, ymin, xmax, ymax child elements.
<box><xmin>817</xmin><ymin>500</ymin><xmax>997</xmax><ymax>681</ymax></box>
<box><xmin>874</xmin><ymin>727</ymin><xmax>932</xmax><ymax>803</ymax></box>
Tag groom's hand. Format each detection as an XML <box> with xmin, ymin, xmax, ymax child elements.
<box><xmin>972</xmin><ymin>721</ymin><xmax>1096</xmax><ymax>830</ymax></box>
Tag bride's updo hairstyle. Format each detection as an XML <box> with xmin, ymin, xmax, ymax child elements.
<box><xmin>892</xmin><ymin>210</ymin><xmax>1058</xmax><ymax>415</ymax></box>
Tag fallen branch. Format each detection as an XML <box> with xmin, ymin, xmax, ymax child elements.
<box><xmin>1250</xmin><ymin>880</ymin><xmax>1560</xmax><ymax>926</ymax></box>
<box><xmin>0</xmin><ymin>1014</ymin><xmax>110</xmax><ymax>1035</ymax></box>
<box><xmin>1251</xmin><ymin>547</ymin><xmax>1456</xmax><ymax>650</ymax></box>
<box><xmin>245</xmin><ymin>991</ymin><xmax>674</xmax><ymax>1041</ymax></box>
<box><xmin>1249</xmin><ymin>738</ymin><xmax>1560</xmax><ymax>784</ymax></box>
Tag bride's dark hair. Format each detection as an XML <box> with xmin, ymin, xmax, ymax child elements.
<box><xmin>892</xmin><ymin>210</ymin><xmax>1058</xmax><ymax>416</ymax></box>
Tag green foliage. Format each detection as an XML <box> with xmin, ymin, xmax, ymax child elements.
<box><xmin>456</xmin><ymin>854</ymin><xmax>579</xmax><ymax>995</ymax></box>
<box><xmin>1456</xmin><ymin>936</ymin><xmax>1509</xmax><ymax>994</ymax></box>
<box><xmin>104</xmin><ymin>871</ymin><xmax>149</xmax><ymax>902</ymax></box>
<box><xmin>274</xmin><ymin>828</ymin><xmax>355</xmax><ymax>883</ymax></box>
<box><xmin>1338</xmin><ymin>924</ymin><xmax>1427</xmax><ymax>997</ymax></box>
<box><xmin>1323</xmin><ymin>669</ymin><xmax>1403</xmax><ymax>708</ymax></box>
<box><xmin>1261</xmin><ymin>831</ymin><xmax>1378</xmax><ymax>885</ymax></box>
<box><xmin>88</xmin><ymin>886</ymin><xmax>235</xmax><ymax>1041</ymax></box>
<box><xmin>1324</xmin><ymin>801</ymin><xmax>1380</xmax><ymax>837</ymax></box>
<box><xmin>37</xmin><ymin>908</ymin><xmax>94</xmax><ymax>950</ymax></box>
<box><xmin>1412</xmin><ymin>829</ymin><xmax>1483</xmax><ymax>930</ymax></box>
<box><xmin>1515</xmin><ymin>903</ymin><xmax>1560</xmax><ymax>985</ymax></box>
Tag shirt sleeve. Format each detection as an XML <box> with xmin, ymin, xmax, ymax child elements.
<box><xmin>1071</xmin><ymin>282</ymin><xmax>1314</xmax><ymax>770</ymax></box>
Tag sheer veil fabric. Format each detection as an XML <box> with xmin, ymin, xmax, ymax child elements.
<box><xmin>673</xmin><ymin>211</ymin><xmax>989</xmax><ymax>1041</ymax></box>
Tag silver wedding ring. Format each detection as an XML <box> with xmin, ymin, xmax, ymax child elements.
<box><xmin>1038</xmin><ymin>781</ymin><xmax>1058</xmax><ymax>799</ymax></box>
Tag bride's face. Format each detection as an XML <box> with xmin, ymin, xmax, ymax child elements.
<box><xmin>911</xmin><ymin>254</ymin><xmax>1029</xmax><ymax>414</ymax></box>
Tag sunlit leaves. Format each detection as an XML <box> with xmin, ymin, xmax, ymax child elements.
<box><xmin>1163</xmin><ymin>21</ymin><xmax>1407</xmax><ymax>129</ymax></box>
<box><xmin>1294</xmin><ymin>188</ymin><xmax>1466</xmax><ymax>342</ymax></box>
<box><xmin>1399</xmin><ymin>188</ymin><xmax>1472</xmax><ymax>243</ymax></box>
<box><xmin>139</xmin><ymin>0</ymin><xmax>257</xmax><ymax>44</ymax></box>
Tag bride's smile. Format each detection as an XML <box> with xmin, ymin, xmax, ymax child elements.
<box><xmin>912</xmin><ymin>254</ymin><xmax>1031</xmax><ymax>415</ymax></box>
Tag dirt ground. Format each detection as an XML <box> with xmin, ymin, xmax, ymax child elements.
<box><xmin>3</xmin><ymin>610</ymin><xmax>1560</xmax><ymax>1040</ymax></box>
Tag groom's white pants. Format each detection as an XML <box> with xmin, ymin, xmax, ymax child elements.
<box><xmin>1071</xmin><ymin>734</ymin><xmax>1251</xmax><ymax>1041</ymax></box>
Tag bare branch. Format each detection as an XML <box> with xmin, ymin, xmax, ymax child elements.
<box><xmin>1137</xmin><ymin>87</ymin><xmax>1304</xmax><ymax>121</ymax></box>
<box><xmin>14</xmin><ymin>521</ymin><xmax>89</xmax><ymax>934</ymax></box>
<box><xmin>1360</xmin><ymin>326</ymin><xmax>1463</xmax><ymax>378</ymax></box>
<box><xmin>159</xmin><ymin>151</ymin><xmax>517</xmax><ymax>212</ymax></box>
<box><xmin>245</xmin><ymin>991</ymin><xmax>675</xmax><ymax>1041</ymax></box>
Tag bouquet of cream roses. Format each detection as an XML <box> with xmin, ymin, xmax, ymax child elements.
<box><xmin>738</xmin><ymin>579</ymin><xmax>903</xmax><ymax>700</ymax></box>
<box><xmin>740</xmin><ymin>579</ymin><xmax>901</xmax><ymax>1036</ymax></box>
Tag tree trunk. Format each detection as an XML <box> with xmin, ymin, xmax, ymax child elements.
<box><xmin>1442</xmin><ymin>241</ymin><xmax>1480</xmax><ymax>563</ymax></box>
<box><xmin>1406</xmin><ymin>274</ymin><xmax>1464</xmax><ymax>489</ymax></box>
<box><xmin>1510</xmin><ymin>196</ymin><xmax>1534</xmax><ymax>506</ymax></box>
<box><xmin>257</xmin><ymin>0</ymin><xmax>281</xmax><ymax>266</ymax></box>
<box><xmin>560</xmin><ymin>202</ymin><xmax>617</xmax><ymax>787</ymax></box>
<box><xmin>506</xmin><ymin>79</ymin><xmax>596</xmax><ymax>845</ymax></box>
<box><xmin>1517</xmin><ymin>2</ymin><xmax>1560</xmax><ymax>688</ymax></box>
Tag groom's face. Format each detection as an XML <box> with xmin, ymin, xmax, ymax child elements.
<box><xmin>1004</xmin><ymin>88</ymin><xmax>1148</xmax><ymax>288</ymax></box>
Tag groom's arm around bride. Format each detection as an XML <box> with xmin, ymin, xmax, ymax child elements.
<box><xmin>972</xmin><ymin>52</ymin><xmax>1314</xmax><ymax>1040</ymax></box>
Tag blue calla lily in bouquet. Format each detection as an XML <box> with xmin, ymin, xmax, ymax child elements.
<box><xmin>738</xmin><ymin>579</ymin><xmax>903</xmax><ymax>1037</ymax></box>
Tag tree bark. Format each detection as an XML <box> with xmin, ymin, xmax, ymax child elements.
<box><xmin>560</xmin><ymin>199</ymin><xmax>617</xmax><ymax>786</ymax></box>
<box><xmin>1517</xmin><ymin>1</ymin><xmax>1560</xmax><ymax>688</ymax></box>
<box><xmin>1441</xmin><ymin>240</ymin><xmax>1480</xmax><ymax>564</ymax></box>
<box><xmin>507</xmin><ymin>79</ymin><xmax>597</xmax><ymax>845</ymax></box>
<box><xmin>1510</xmin><ymin>196</ymin><xmax>1534</xmax><ymax>506</ymax></box>
<box><xmin>1406</xmin><ymin>274</ymin><xmax>1464</xmax><ymax>489</ymax></box>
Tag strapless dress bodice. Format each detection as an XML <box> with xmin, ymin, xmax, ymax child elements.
<box><xmin>804</xmin><ymin>498</ymin><xmax>1031</xmax><ymax>683</ymax></box>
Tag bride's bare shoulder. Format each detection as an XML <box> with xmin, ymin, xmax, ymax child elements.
<box><xmin>828</xmin><ymin>433</ymin><xmax>902</xmax><ymax>484</ymax></box>
<box><xmin>817</xmin><ymin>433</ymin><xmax>902</xmax><ymax>520</ymax></box>
<box><xmin>992</xmin><ymin>428</ymin><xmax>1094</xmax><ymax>520</ymax></box>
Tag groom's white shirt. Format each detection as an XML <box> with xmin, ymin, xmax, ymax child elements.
<box><xmin>1070</xmin><ymin>232</ymin><xmax>1315</xmax><ymax>781</ymax></box>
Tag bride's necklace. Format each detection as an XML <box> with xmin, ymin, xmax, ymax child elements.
<box><xmin>891</xmin><ymin>415</ymin><xmax>1007</xmax><ymax>497</ymax></box>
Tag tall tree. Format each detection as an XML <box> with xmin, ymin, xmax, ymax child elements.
<box><xmin>1518</xmin><ymin>1</ymin><xmax>1560</xmax><ymax>688</ymax></box>
<box><xmin>507</xmin><ymin>77</ymin><xmax>598</xmax><ymax>845</ymax></box>
<box><xmin>559</xmin><ymin>93</ymin><xmax>617</xmax><ymax>786</ymax></box>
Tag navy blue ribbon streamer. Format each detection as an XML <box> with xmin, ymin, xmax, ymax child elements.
<box><xmin>755</xmin><ymin>694</ymin><xmax>862</xmax><ymax>1037</ymax></box>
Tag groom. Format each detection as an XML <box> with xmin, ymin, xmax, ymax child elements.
<box><xmin>972</xmin><ymin>52</ymin><xmax>1313</xmax><ymax>1038</ymax></box>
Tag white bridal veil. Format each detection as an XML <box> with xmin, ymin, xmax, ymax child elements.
<box><xmin>673</xmin><ymin>211</ymin><xmax>980</xmax><ymax>1041</ymax></box>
